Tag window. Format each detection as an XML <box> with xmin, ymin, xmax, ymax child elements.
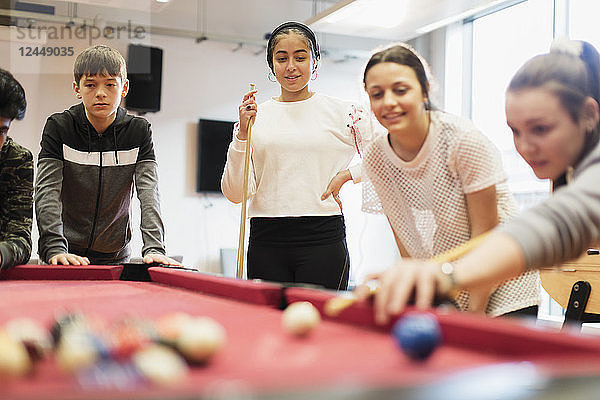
<box><xmin>569</xmin><ymin>0</ymin><xmax>600</xmax><ymax>48</ymax></box>
<box><xmin>471</xmin><ymin>0</ymin><xmax>554</xmax><ymax>199</ymax></box>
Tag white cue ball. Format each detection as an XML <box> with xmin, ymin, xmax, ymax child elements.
<box><xmin>0</xmin><ymin>331</ymin><xmax>31</xmax><ymax>378</ymax></box>
<box><xmin>55</xmin><ymin>331</ymin><xmax>99</xmax><ymax>373</ymax></box>
<box><xmin>176</xmin><ymin>317</ymin><xmax>226</xmax><ymax>363</ymax></box>
<box><xmin>132</xmin><ymin>344</ymin><xmax>188</xmax><ymax>386</ymax></box>
<box><xmin>282</xmin><ymin>301</ymin><xmax>321</xmax><ymax>337</ymax></box>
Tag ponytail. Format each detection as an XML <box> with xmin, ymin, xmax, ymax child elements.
<box><xmin>549</xmin><ymin>39</ymin><xmax>600</xmax><ymax>104</ymax></box>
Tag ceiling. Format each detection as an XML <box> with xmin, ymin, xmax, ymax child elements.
<box><xmin>5</xmin><ymin>0</ymin><xmax>514</xmax><ymax>55</ymax></box>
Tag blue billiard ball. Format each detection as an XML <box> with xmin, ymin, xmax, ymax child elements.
<box><xmin>392</xmin><ymin>312</ymin><xmax>442</xmax><ymax>361</ymax></box>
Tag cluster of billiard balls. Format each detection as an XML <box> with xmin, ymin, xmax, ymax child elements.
<box><xmin>0</xmin><ymin>312</ymin><xmax>227</xmax><ymax>385</ymax></box>
<box><xmin>0</xmin><ymin>303</ymin><xmax>322</xmax><ymax>385</ymax></box>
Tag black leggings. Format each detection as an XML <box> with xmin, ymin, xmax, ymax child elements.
<box><xmin>246</xmin><ymin>216</ymin><xmax>350</xmax><ymax>290</ymax></box>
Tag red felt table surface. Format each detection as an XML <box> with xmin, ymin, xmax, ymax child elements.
<box><xmin>2</xmin><ymin>267</ymin><xmax>600</xmax><ymax>400</ymax></box>
<box><xmin>2</xmin><ymin>279</ymin><xmax>483</xmax><ymax>399</ymax></box>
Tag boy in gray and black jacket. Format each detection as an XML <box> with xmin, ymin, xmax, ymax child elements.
<box><xmin>35</xmin><ymin>45</ymin><xmax>180</xmax><ymax>266</ymax></box>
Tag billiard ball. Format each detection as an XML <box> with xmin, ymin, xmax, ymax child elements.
<box><xmin>4</xmin><ymin>317</ymin><xmax>53</xmax><ymax>362</ymax></box>
<box><xmin>55</xmin><ymin>330</ymin><xmax>101</xmax><ymax>373</ymax></box>
<box><xmin>176</xmin><ymin>317</ymin><xmax>226</xmax><ymax>363</ymax></box>
<box><xmin>155</xmin><ymin>312</ymin><xmax>192</xmax><ymax>346</ymax></box>
<box><xmin>0</xmin><ymin>330</ymin><xmax>31</xmax><ymax>378</ymax></box>
<box><xmin>132</xmin><ymin>344</ymin><xmax>188</xmax><ymax>386</ymax></box>
<box><xmin>282</xmin><ymin>301</ymin><xmax>321</xmax><ymax>337</ymax></box>
<box><xmin>50</xmin><ymin>312</ymin><xmax>86</xmax><ymax>346</ymax></box>
<box><xmin>75</xmin><ymin>359</ymin><xmax>145</xmax><ymax>390</ymax></box>
<box><xmin>109</xmin><ymin>317</ymin><xmax>156</xmax><ymax>360</ymax></box>
<box><xmin>392</xmin><ymin>312</ymin><xmax>442</xmax><ymax>361</ymax></box>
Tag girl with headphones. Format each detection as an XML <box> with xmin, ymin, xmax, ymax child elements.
<box><xmin>221</xmin><ymin>22</ymin><xmax>374</xmax><ymax>290</ymax></box>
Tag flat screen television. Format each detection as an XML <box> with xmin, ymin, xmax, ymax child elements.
<box><xmin>196</xmin><ymin>119</ymin><xmax>234</xmax><ymax>193</ymax></box>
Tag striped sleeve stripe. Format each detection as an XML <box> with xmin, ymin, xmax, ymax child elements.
<box><xmin>62</xmin><ymin>144</ymin><xmax>139</xmax><ymax>166</ymax></box>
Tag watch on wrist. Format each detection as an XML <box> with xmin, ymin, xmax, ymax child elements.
<box><xmin>440</xmin><ymin>262</ymin><xmax>459</xmax><ymax>298</ymax></box>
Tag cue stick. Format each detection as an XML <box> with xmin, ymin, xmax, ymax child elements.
<box><xmin>236</xmin><ymin>83</ymin><xmax>256</xmax><ymax>279</ymax></box>
<box><xmin>324</xmin><ymin>232</ymin><xmax>491</xmax><ymax>316</ymax></box>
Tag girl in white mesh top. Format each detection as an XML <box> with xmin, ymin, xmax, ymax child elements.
<box><xmin>360</xmin><ymin>44</ymin><xmax>539</xmax><ymax>317</ymax></box>
<box><xmin>357</xmin><ymin>40</ymin><xmax>600</xmax><ymax>326</ymax></box>
<box><xmin>221</xmin><ymin>22</ymin><xmax>373</xmax><ymax>290</ymax></box>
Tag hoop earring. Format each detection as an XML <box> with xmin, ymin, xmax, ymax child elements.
<box><xmin>311</xmin><ymin>70</ymin><xmax>318</xmax><ymax>81</ymax></box>
<box><xmin>268</xmin><ymin>72</ymin><xmax>277</xmax><ymax>83</ymax></box>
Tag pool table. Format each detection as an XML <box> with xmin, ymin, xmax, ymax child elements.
<box><xmin>2</xmin><ymin>264</ymin><xmax>600</xmax><ymax>400</ymax></box>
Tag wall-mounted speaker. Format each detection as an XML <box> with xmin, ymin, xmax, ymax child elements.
<box><xmin>196</xmin><ymin>119</ymin><xmax>234</xmax><ymax>193</ymax></box>
<box><xmin>126</xmin><ymin>44</ymin><xmax>163</xmax><ymax>113</ymax></box>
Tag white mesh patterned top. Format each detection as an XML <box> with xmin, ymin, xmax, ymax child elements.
<box><xmin>363</xmin><ymin>110</ymin><xmax>539</xmax><ymax>317</ymax></box>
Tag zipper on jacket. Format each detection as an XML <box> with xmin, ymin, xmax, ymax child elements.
<box><xmin>86</xmin><ymin>144</ymin><xmax>104</xmax><ymax>253</ymax></box>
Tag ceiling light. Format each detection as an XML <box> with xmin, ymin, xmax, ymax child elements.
<box><xmin>307</xmin><ymin>0</ymin><xmax>407</xmax><ymax>36</ymax></box>
<box><xmin>416</xmin><ymin>0</ymin><xmax>507</xmax><ymax>35</ymax></box>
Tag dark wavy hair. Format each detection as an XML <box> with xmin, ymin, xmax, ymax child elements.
<box><xmin>0</xmin><ymin>68</ymin><xmax>26</xmax><ymax>121</ymax></box>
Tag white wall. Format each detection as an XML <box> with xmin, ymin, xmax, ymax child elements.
<box><xmin>1</xmin><ymin>25</ymin><xmax>397</xmax><ymax>283</ymax></box>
